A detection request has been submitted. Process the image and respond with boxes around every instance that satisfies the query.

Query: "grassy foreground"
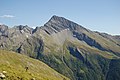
[0,50,69,80]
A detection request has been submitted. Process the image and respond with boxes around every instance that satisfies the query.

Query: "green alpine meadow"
[0,50,69,80]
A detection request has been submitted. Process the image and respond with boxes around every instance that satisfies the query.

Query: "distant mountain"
[0,15,120,80]
[0,50,69,80]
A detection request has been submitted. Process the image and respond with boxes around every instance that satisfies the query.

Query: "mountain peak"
[43,15,87,34]
[50,15,60,19]
[12,25,33,34]
[14,25,29,30]
[45,15,67,25]
[49,15,64,21]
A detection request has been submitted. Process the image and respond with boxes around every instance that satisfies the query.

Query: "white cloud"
[0,15,15,18]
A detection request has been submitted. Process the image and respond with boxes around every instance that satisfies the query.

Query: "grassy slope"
[84,31,120,53]
[0,50,69,80]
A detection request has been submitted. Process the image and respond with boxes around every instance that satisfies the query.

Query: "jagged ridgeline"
[0,15,120,80]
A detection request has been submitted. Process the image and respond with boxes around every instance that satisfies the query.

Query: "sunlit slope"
[0,50,69,80]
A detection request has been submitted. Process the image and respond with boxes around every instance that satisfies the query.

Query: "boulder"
[0,73,6,79]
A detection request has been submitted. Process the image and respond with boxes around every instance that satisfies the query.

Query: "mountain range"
[0,15,120,80]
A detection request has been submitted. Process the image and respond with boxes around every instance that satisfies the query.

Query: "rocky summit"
[0,15,120,80]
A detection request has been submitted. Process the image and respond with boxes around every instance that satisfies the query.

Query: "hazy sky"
[0,0,120,35]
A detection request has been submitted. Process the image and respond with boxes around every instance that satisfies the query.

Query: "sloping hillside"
[0,50,69,80]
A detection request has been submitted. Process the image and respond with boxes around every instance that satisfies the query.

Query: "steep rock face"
[0,25,44,57]
[0,24,8,33]
[73,31,106,51]
[0,15,120,80]
[42,15,88,34]
[16,36,44,58]
[9,25,33,38]
[0,24,8,37]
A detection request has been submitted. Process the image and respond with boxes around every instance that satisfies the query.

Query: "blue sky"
[0,0,120,35]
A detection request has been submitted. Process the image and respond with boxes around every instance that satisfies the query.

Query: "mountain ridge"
[0,15,120,80]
